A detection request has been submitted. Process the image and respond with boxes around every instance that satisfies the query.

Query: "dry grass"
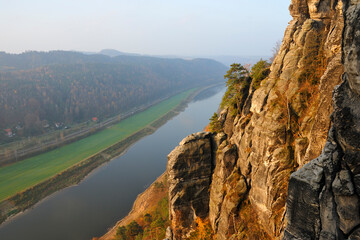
[234,200,272,240]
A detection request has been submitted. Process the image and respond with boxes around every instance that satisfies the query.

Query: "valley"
[0,89,193,202]
[0,85,225,240]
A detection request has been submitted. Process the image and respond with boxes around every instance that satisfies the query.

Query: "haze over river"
[0,85,225,240]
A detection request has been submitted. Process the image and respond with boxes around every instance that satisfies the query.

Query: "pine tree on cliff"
[221,63,250,115]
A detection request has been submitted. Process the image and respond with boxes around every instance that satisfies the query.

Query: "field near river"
[0,90,193,202]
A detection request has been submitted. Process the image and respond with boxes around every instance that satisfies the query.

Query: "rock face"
[166,0,356,239]
[284,0,360,239]
[167,132,215,239]
[342,0,360,95]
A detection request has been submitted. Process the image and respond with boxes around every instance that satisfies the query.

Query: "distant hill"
[98,49,141,57]
[84,49,266,67]
[0,51,226,141]
[206,55,270,67]
[0,51,110,71]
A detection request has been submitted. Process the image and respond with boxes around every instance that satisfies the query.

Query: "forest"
[0,51,226,143]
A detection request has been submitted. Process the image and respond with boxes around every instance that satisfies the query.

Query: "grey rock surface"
[284,1,360,239]
[167,132,214,239]
[349,227,360,240]
[284,158,324,239]
[342,0,360,95]
[209,141,238,231]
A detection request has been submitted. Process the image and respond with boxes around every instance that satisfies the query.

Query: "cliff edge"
[284,1,360,239]
[166,0,351,239]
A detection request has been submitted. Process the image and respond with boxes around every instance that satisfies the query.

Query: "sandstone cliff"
[284,1,360,239]
[166,0,349,239]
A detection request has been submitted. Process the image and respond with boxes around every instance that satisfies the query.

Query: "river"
[0,85,225,240]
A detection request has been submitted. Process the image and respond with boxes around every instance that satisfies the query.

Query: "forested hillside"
[0,51,226,142]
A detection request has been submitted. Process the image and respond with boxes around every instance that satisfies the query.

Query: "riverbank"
[97,173,168,240]
[0,90,189,168]
[0,86,207,225]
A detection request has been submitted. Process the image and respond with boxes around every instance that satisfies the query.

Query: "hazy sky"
[0,0,291,56]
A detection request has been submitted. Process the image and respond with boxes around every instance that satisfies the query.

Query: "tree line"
[0,51,226,143]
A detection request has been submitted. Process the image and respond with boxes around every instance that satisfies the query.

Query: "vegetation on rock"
[187,218,214,240]
[114,179,170,240]
[250,59,270,90]
[208,113,222,133]
[220,63,250,116]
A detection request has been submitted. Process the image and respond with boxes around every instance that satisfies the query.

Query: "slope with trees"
[0,51,226,143]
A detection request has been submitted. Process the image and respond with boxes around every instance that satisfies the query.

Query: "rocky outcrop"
[284,129,341,239]
[166,0,351,239]
[284,1,360,239]
[342,0,360,96]
[167,132,215,239]
[167,131,249,240]
[223,0,343,238]
[208,133,241,234]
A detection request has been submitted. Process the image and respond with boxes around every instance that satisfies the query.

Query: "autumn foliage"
[0,51,226,143]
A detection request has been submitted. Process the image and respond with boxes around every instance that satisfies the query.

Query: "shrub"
[126,221,143,239]
[116,226,127,240]
[250,59,270,90]
[209,113,222,133]
[220,63,250,116]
